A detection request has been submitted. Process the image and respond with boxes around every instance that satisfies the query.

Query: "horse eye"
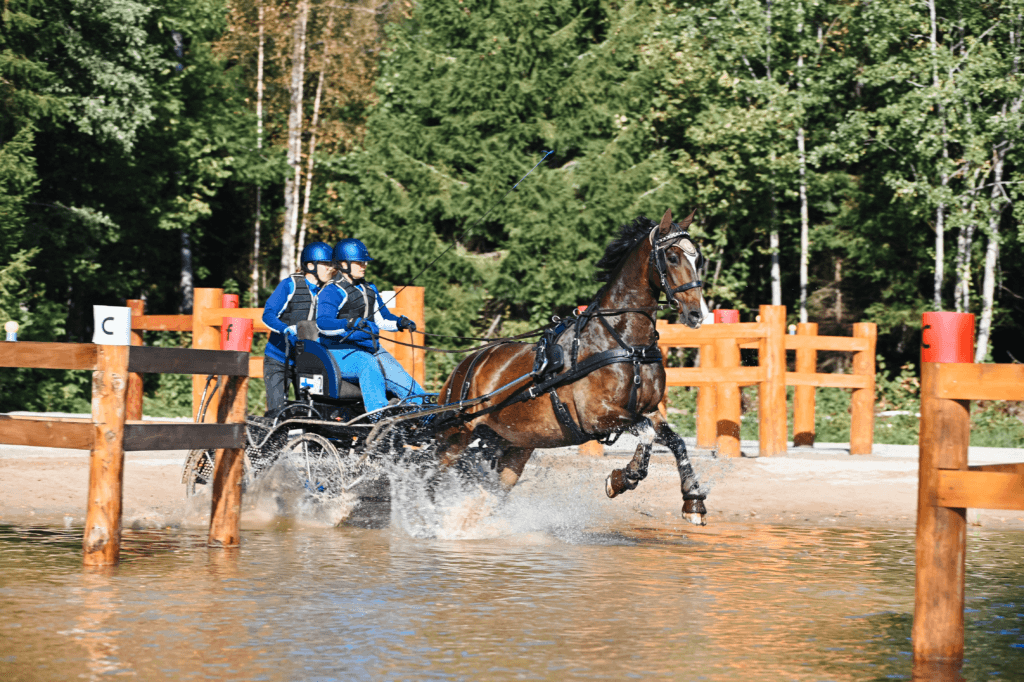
[667,252,679,264]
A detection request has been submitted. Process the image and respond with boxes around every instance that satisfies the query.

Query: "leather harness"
[445,225,702,445]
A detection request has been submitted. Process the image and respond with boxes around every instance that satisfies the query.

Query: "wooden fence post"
[208,374,250,547]
[379,286,427,388]
[913,362,969,663]
[758,305,788,457]
[83,344,130,566]
[793,322,818,447]
[696,343,717,449]
[850,322,877,455]
[125,299,145,421]
[715,338,741,457]
[192,288,223,421]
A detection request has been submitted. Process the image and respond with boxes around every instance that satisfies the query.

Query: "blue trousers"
[327,345,426,413]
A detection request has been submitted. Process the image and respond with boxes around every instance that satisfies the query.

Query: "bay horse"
[436,209,711,525]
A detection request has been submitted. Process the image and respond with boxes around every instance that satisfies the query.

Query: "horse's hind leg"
[605,417,655,498]
[495,447,534,492]
[652,413,707,526]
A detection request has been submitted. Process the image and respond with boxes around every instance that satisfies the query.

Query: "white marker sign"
[92,305,132,345]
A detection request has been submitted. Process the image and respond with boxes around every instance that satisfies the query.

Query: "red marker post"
[714,309,740,324]
[221,293,240,310]
[221,317,254,352]
[921,311,975,363]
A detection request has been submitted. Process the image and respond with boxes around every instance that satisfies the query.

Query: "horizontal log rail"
[0,341,99,370]
[784,372,870,389]
[664,366,765,386]
[131,315,193,332]
[933,363,1024,401]
[655,321,766,346]
[128,345,249,377]
[0,414,95,449]
[785,335,869,352]
[934,469,1024,511]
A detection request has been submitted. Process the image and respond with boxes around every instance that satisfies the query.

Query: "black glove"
[397,316,417,333]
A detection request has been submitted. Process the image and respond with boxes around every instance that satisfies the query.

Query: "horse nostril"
[688,310,702,324]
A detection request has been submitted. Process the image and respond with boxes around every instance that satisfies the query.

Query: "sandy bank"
[3,436,1022,532]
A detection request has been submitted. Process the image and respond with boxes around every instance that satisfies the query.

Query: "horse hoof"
[682,498,707,526]
[605,475,618,498]
[683,512,707,527]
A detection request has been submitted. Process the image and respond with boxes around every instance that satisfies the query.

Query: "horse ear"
[678,208,697,230]
[658,209,673,236]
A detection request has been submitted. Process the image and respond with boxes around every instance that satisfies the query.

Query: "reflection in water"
[0,522,1021,681]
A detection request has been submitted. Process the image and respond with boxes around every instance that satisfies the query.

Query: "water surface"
[1,518,1022,680]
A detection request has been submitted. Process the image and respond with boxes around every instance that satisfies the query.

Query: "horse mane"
[594,215,658,282]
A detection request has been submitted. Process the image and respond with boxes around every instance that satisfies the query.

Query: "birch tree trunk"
[297,10,335,262]
[928,0,946,311]
[954,220,974,313]
[251,1,265,305]
[975,151,1007,362]
[180,231,193,313]
[796,2,808,322]
[765,0,781,307]
[280,0,309,280]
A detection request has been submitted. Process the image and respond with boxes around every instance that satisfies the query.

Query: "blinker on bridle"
[649,225,704,297]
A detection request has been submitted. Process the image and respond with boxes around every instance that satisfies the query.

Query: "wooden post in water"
[792,322,817,447]
[850,322,877,455]
[913,361,969,663]
[83,344,130,566]
[758,305,788,456]
[192,288,224,421]
[696,343,717,449]
[125,299,145,421]
[714,337,741,457]
[208,373,250,547]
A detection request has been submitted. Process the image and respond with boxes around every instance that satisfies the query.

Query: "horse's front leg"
[605,417,656,498]
[651,412,707,526]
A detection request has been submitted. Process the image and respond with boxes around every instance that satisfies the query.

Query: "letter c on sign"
[226,323,233,340]
[102,317,114,335]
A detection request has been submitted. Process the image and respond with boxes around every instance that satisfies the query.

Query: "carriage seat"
[293,340,362,400]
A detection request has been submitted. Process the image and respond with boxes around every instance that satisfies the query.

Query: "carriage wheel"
[284,433,349,497]
[182,448,216,498]
[182,447,256,498]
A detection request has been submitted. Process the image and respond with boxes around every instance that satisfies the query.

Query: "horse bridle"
[649,226,704,298]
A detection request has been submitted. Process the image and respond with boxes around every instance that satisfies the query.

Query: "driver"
[261,241,336,413]
[315,238,424,416]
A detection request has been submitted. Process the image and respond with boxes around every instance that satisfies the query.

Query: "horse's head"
[649,209,708,329]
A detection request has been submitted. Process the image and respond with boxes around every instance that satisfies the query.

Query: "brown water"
[1,514,1022,682]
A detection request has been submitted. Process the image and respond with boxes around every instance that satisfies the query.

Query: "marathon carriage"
[182,332,448,507]
[183,208,715,527]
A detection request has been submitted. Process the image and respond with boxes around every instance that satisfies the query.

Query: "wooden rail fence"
[126,286,425,420]
[584,304,876,458]
[0,341,250,565]
[914,359,1024,665]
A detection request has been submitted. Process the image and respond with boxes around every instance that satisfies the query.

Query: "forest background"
[1,0,1022,440]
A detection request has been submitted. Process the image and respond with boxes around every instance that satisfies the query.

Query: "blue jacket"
[262,275,323,364]
[317,281,400,352]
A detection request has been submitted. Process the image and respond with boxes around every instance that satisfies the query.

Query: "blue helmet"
[300,241,334,266]
[333,238,374,264]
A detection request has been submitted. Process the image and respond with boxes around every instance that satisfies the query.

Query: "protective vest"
[282,275,316,325]
[334,279,375,322]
